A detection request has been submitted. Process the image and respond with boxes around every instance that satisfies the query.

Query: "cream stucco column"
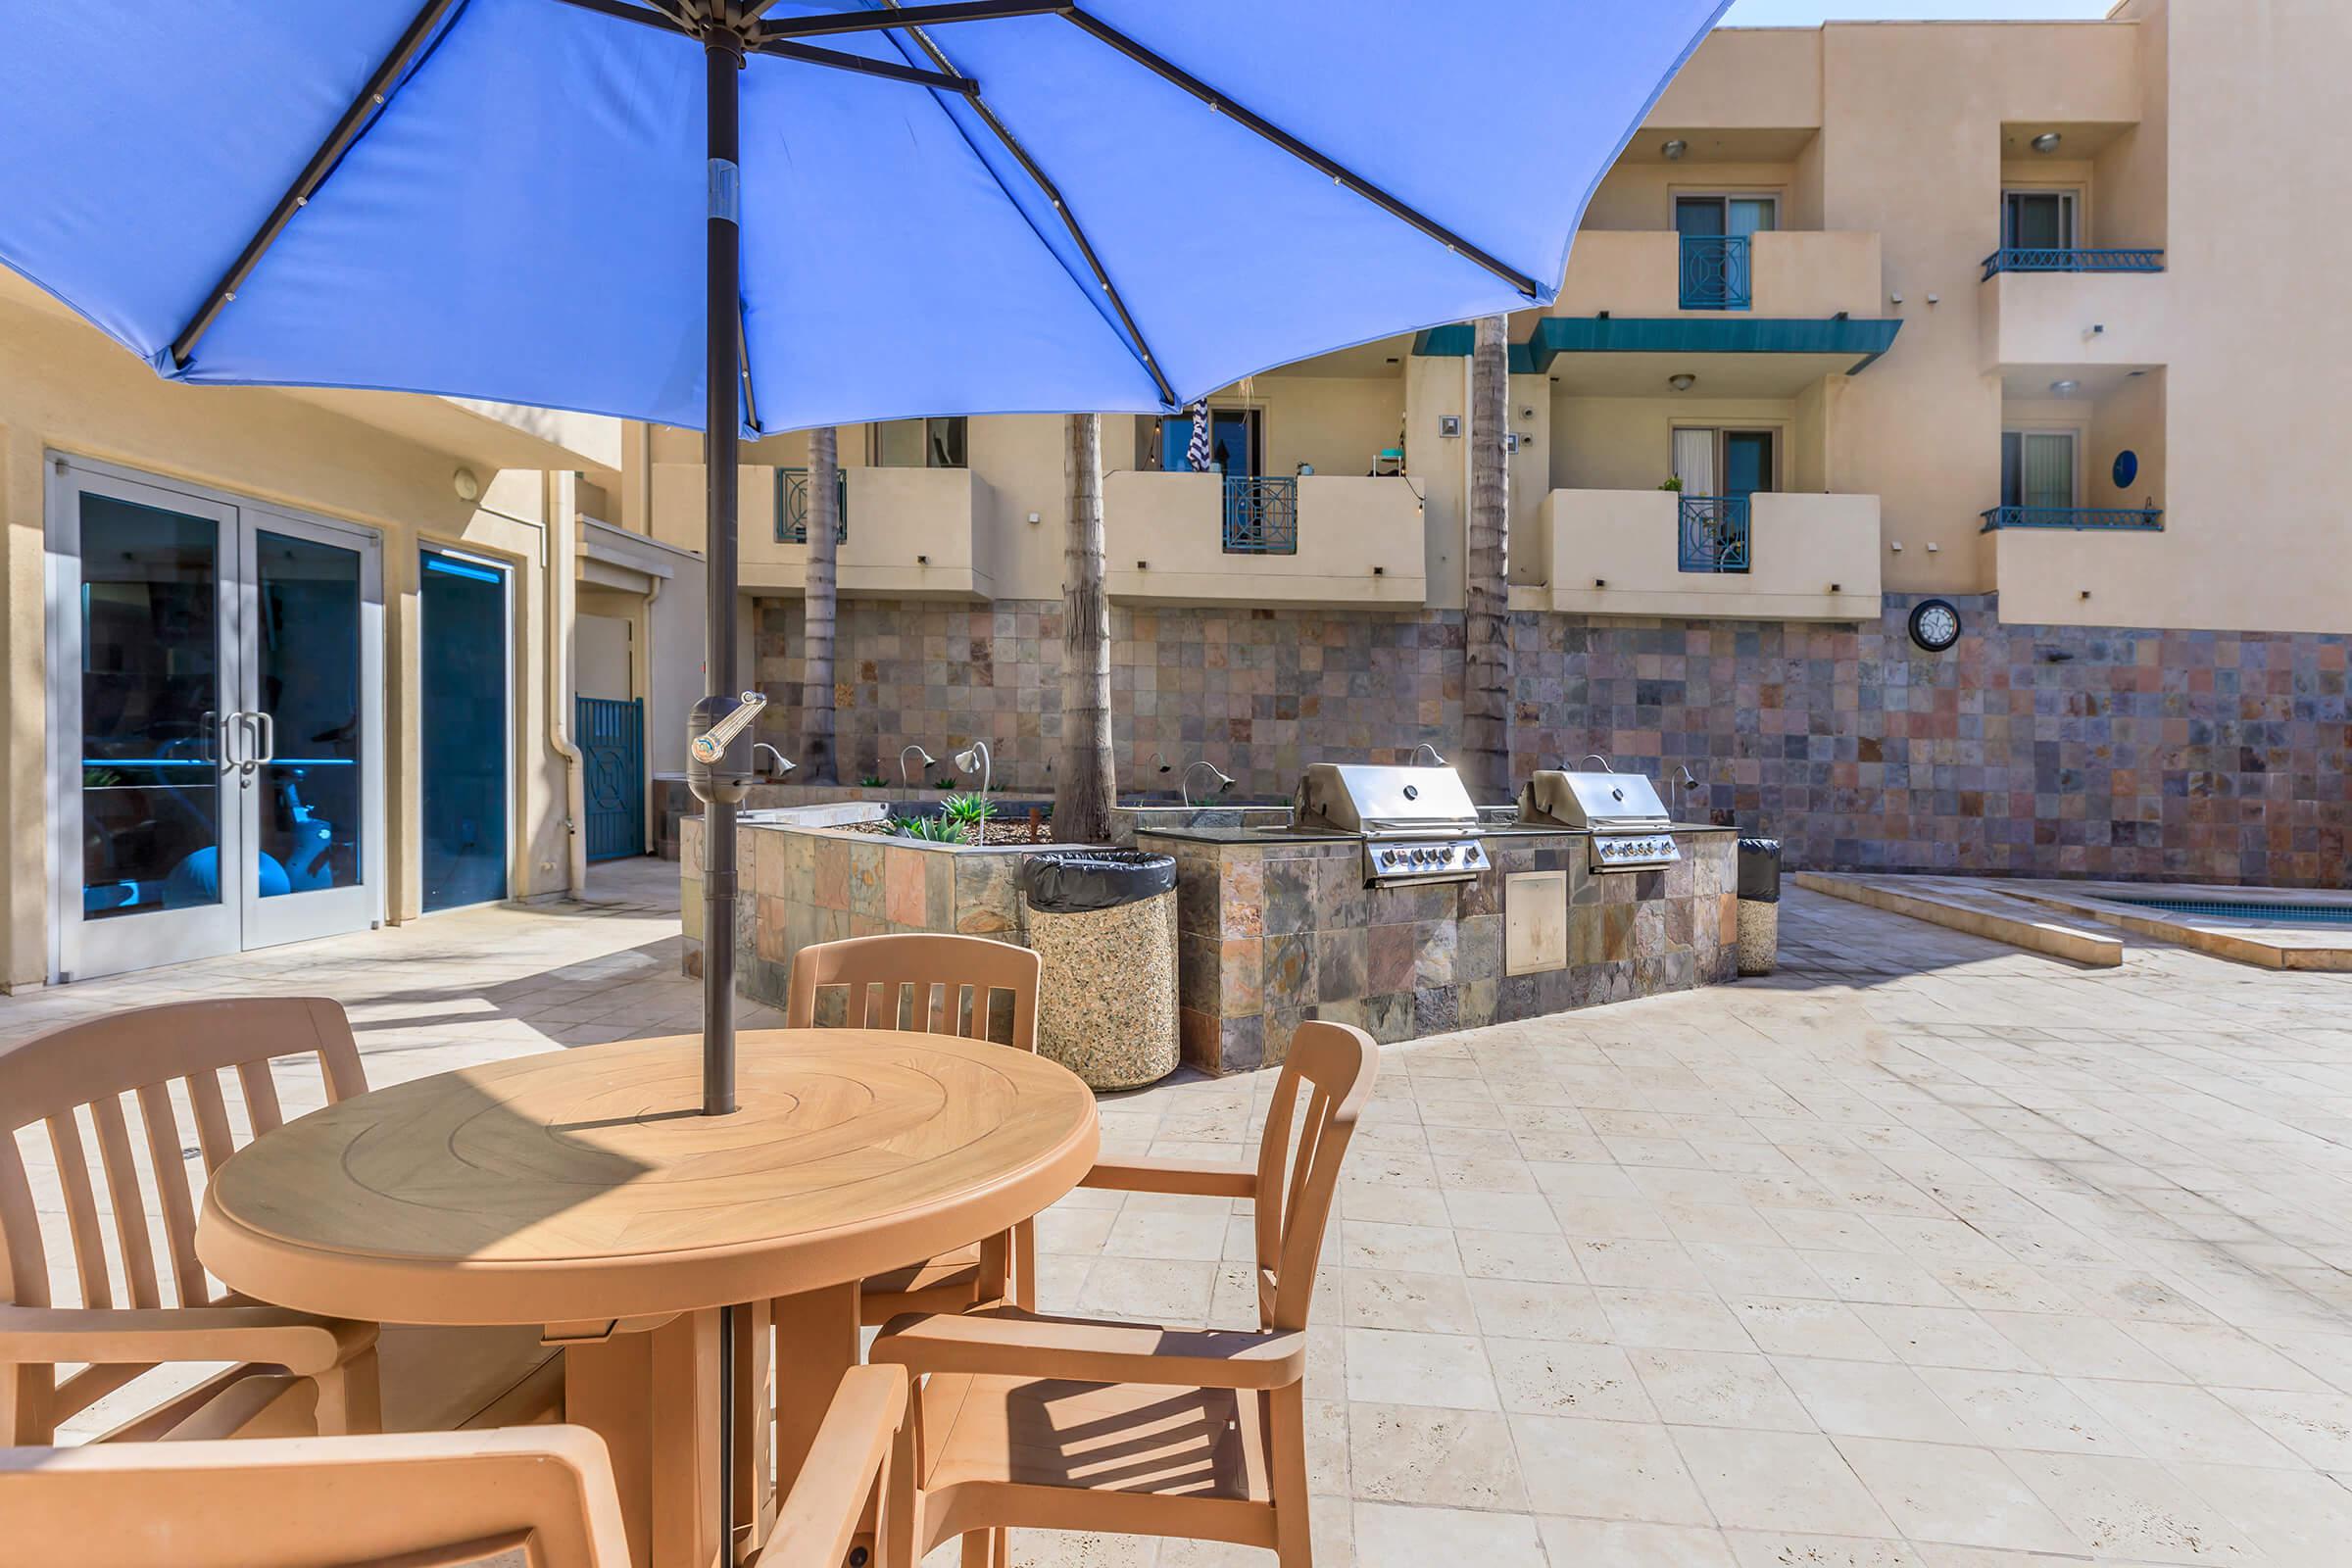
[0,425,49,990]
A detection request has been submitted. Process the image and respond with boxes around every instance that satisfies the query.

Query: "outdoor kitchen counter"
[1136,822,1739,1073]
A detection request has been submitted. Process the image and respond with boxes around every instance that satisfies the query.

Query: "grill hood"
[1296,763,1481,833]
[1518,768,1673,830]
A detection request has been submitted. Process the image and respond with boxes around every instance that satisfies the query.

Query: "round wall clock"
[1908,598,1962,653]
[2113,449,2139,488]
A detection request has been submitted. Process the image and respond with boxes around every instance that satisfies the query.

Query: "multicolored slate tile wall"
[1145,829,1738,1069]
[755,594,2352,888]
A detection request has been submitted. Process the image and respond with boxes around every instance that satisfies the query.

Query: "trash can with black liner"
[1020,849,1179,1091]
[1737,837,1781,976]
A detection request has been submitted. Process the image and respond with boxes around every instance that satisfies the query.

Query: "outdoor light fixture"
[451,466,481,502]
[899,744,937,787]
[2031,131,2062,154]
[953,740,992,799]
[2051,378,2081,395]
[1661,138,1687,161]
[1668,372,1696,392]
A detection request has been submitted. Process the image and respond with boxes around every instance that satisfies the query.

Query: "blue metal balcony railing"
[1221,474,1298,555]
[1980,247,2165,280]
[1678,233,1752,311]
[776,466,848,544]
[1980,505,2164,532]
[1678,495,1750,572]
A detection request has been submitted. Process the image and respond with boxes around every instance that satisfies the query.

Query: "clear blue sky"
[1722,0,2108,22]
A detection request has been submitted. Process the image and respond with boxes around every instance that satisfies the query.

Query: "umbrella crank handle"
[690,690,767,765]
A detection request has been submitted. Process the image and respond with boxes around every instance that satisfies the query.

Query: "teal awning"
[1415,314,1902,374]
[1410,324,1539,371]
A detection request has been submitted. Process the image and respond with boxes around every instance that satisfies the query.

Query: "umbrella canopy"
[0,0,1726,435]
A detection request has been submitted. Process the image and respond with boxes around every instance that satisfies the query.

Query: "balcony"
[1555,228,1883,319]
[1979,255,2171,371]
[1677,235,1752,312]
[1981,247,2164,280]
[707,463,994,599]
[1981,505,2163,532]
[1536,488,1879,620]
[1104,471,1425,606]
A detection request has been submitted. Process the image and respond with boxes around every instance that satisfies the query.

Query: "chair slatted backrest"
[1250,1021,1378,1333]
[0,998,367,1442]
[0,1423,631,1567]
[785,935,1041,1052]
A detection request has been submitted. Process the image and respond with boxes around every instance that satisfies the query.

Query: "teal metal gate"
[576,696,646,861]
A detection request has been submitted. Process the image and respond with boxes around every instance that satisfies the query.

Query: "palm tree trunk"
[800,425,840,784]
[1055,413,1114,843]
[1464,315,1513,803]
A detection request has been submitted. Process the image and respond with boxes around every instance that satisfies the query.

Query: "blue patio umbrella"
[0,0,1723,1526]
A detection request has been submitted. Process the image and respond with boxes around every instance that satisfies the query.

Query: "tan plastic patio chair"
[0,998,559,1446]
[0,1362,914,1568]
[868,1019,1377,1568]
[786,934,1045,1319]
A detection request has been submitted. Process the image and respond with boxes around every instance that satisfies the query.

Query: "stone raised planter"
[679,804,1035,1009]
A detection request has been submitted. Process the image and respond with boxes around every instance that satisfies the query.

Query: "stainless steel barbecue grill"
[1517,763,1682,872]
[1292,762,1493,887]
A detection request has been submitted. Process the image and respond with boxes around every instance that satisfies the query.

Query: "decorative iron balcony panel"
[1678,494,1750,572]
[1677,234,1751,311]
[1980,505,2164,532]
[776,466,849,544]
[1222,474,1298,555]
[1980,247,2166,280]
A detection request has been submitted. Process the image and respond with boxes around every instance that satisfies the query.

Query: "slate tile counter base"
[1139,825,1739,1074]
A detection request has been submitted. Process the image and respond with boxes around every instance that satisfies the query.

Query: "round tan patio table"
[196,1028,1101,1568]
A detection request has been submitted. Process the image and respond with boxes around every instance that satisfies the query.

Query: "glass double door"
[49,461,383,981]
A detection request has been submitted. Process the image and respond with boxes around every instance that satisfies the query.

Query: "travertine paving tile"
[25,879,2352,1565]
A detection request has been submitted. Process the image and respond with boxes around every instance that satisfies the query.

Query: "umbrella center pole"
[692,22,749,1125]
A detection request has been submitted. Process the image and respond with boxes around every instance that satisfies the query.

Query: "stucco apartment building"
[630,0,2348,888]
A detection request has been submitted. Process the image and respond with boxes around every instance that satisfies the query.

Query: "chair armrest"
[0,1302,376,1376]
[756,1365,907,1568]
[1081,1156,1257,1199]
[871,1306,1304,1391]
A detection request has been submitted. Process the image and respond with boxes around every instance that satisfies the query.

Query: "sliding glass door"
[47,459,383,981]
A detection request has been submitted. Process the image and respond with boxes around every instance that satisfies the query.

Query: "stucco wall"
[0,292,582,987]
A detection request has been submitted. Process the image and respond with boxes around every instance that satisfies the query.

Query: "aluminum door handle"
[201,710,218,767]
[253,710,276,766]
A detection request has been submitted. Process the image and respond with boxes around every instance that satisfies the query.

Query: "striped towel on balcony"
[1186,402,1212,472]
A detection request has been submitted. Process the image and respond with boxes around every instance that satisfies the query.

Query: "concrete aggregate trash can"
[1736,837,1781,976]
[1021,849,1179,1091]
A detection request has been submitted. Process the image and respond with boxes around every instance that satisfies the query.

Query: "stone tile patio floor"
[13,858,2352,1566]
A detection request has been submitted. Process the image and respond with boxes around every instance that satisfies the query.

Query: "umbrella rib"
[749,38,975,92]
[1059,8,1543,300]
[540,0,693,32]
[737,309,760,433]
[169,0,472,368]
[889,14,1175,407]
[754,1,1067,41]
